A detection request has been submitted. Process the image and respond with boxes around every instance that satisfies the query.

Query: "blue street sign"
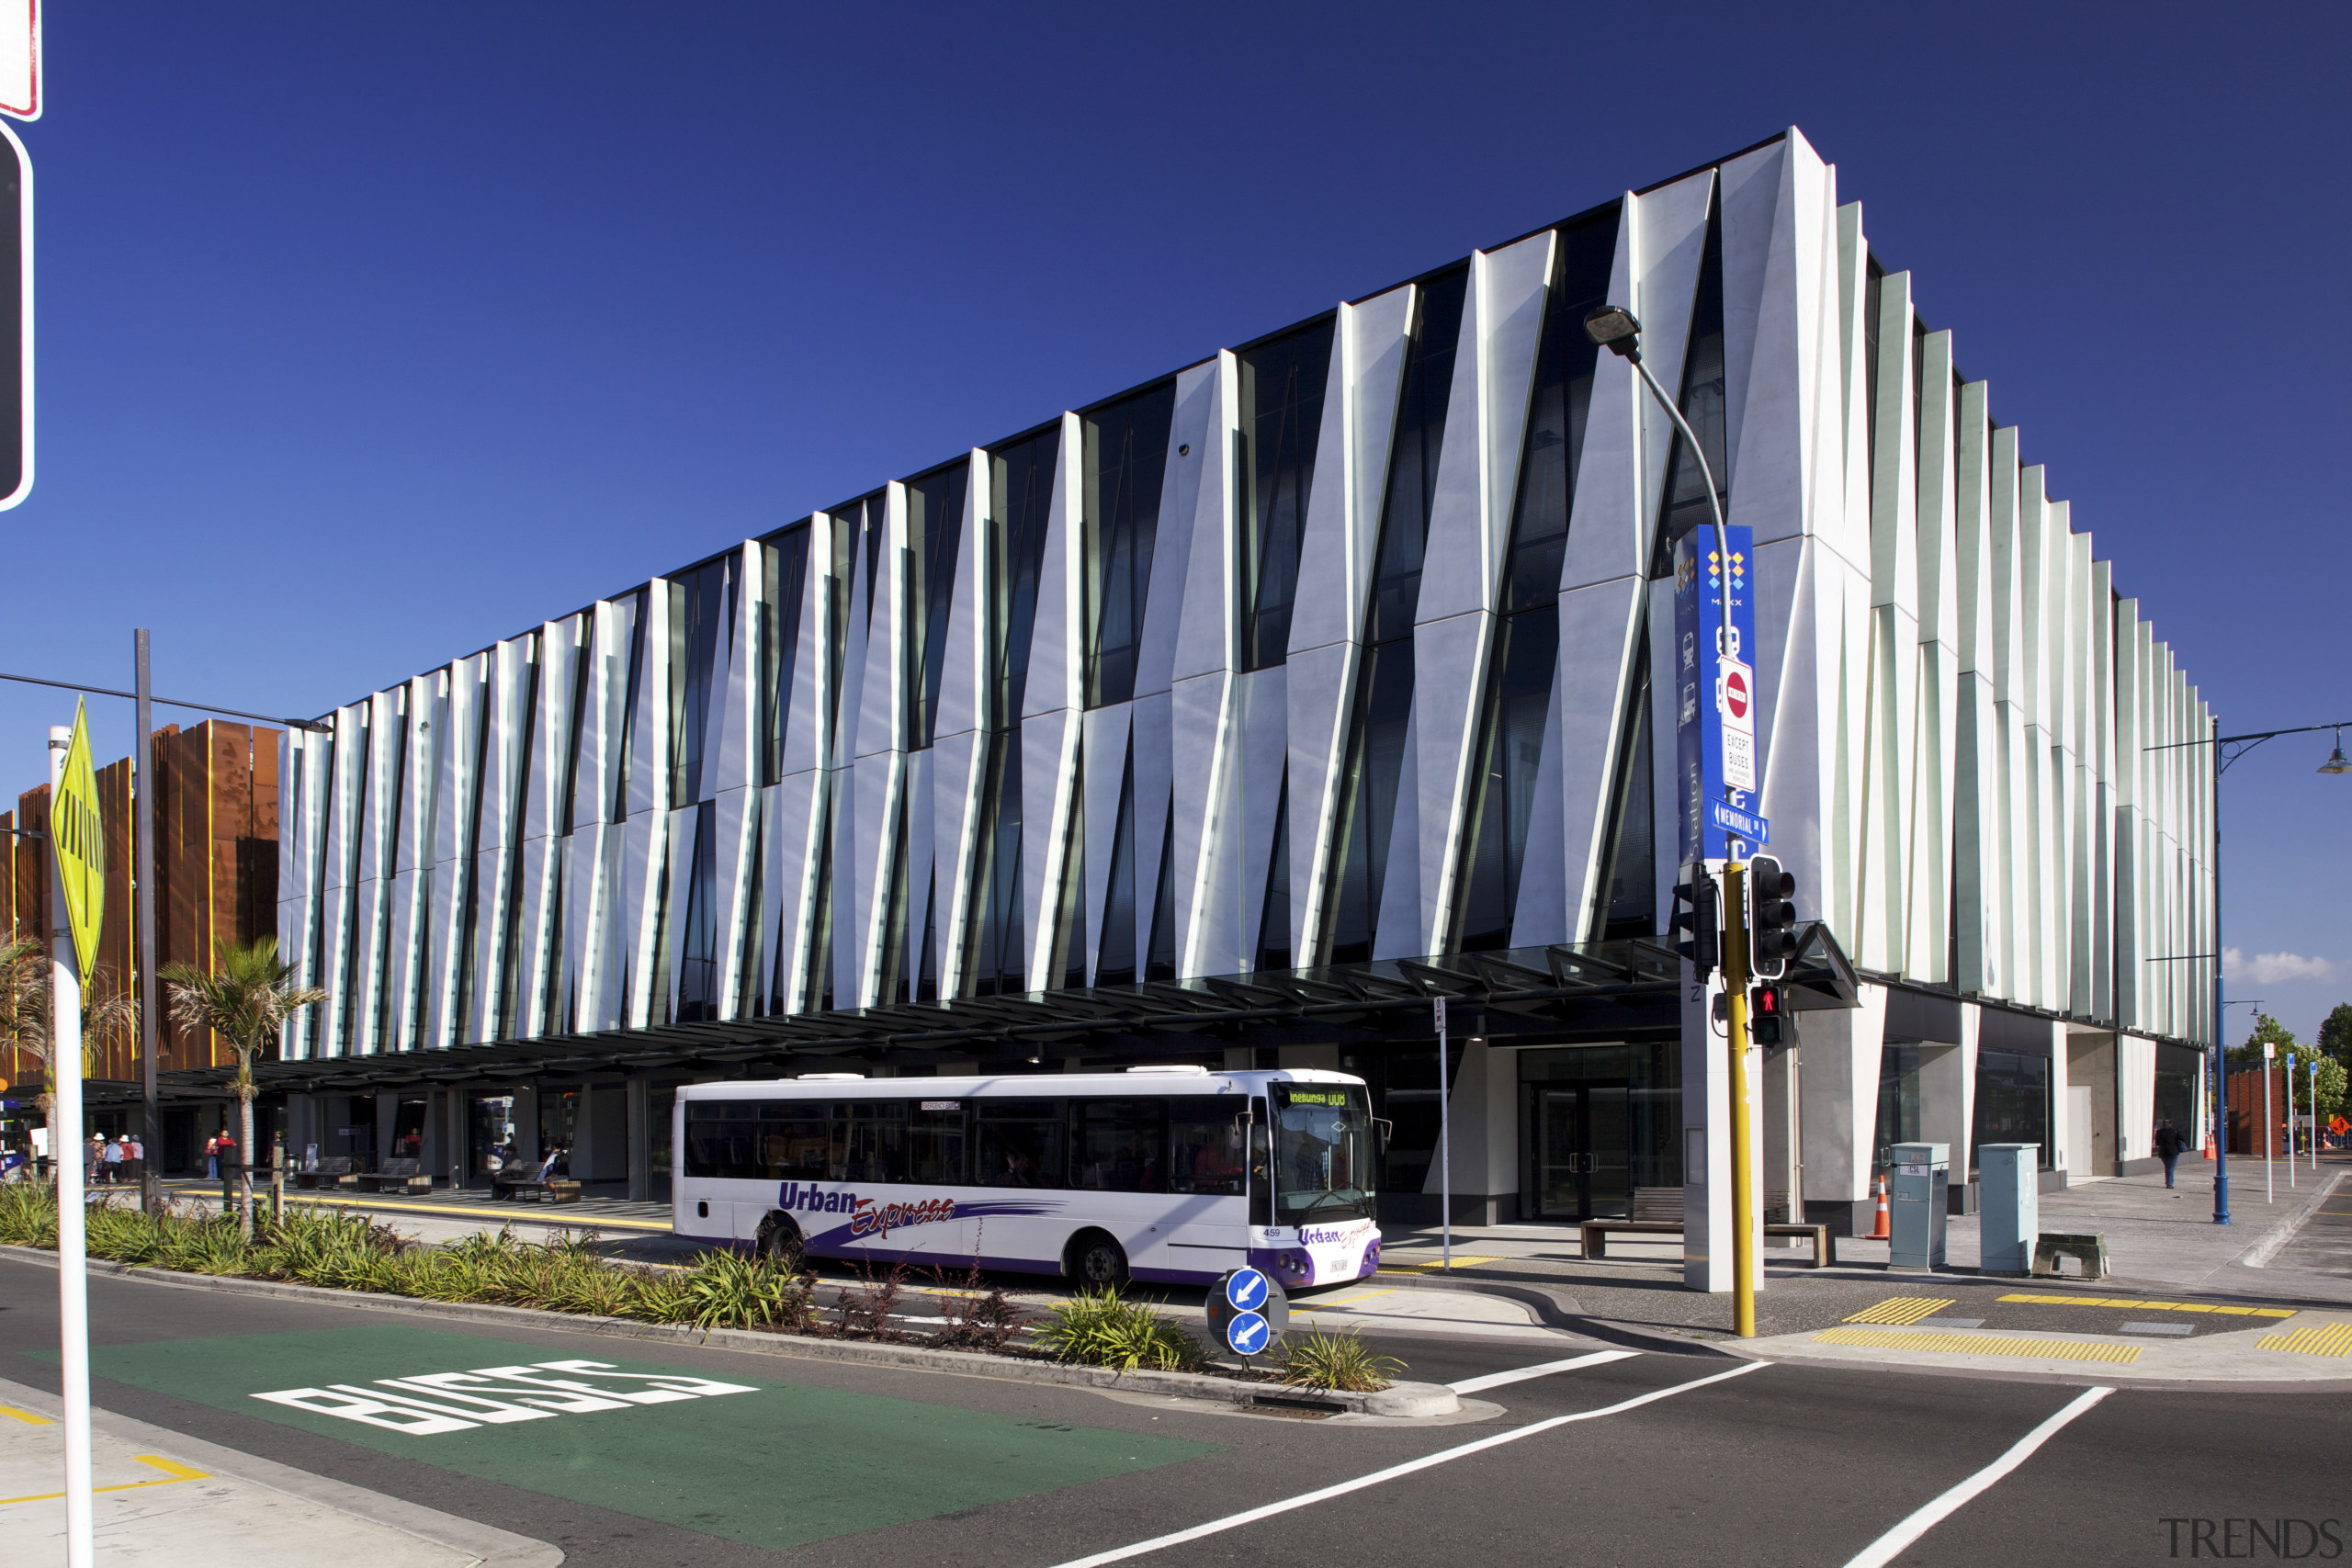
[1708,799,1770,847]
[1675,524,1762,863]
[1225,1268,1269,1312]
[1226,1310,1272,1357]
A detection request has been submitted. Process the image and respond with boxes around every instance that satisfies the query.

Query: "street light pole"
[2149,718,2351,1226]
[133,630,161,1213]
[1585,305,1758,1330]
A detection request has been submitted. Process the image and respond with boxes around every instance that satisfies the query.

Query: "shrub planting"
[1033,1286,1204,1373]
[1274,1324,1403,1393]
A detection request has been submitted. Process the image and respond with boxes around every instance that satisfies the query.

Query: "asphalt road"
[2,1257,2345,1568]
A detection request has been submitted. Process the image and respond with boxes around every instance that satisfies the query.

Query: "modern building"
[241,128,2213,1286]
[2,720,281,1170]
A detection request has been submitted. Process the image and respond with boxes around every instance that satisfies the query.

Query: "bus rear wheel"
[1068,1231,1129,1291]
[756,1215,805,1271]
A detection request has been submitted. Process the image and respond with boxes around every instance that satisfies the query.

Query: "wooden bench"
[1580,1187,1838,1267]
[2031,1232,2109,1280]
[353,1156,434,1195]
[492,1173,582,1204]
[293,1156,359,1190]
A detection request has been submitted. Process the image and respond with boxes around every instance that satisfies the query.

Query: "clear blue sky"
[0,2,2343,1044]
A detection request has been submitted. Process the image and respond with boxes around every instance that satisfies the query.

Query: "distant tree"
[2319,1003,2352,1070]
[2225,1011,2299,1069]
[1,925,141,1131]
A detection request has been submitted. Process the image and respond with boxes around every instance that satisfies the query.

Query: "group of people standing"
[85,1132,146,1186]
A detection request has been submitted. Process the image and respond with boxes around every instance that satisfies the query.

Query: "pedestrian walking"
[124,1133,144,1189]
[101,1136,124,1185]
[85,1132,104,1184]
[2154,1119,2188,1190]
[205,1133,221,1180]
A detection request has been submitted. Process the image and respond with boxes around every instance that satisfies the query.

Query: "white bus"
[672,1066,1381,1291]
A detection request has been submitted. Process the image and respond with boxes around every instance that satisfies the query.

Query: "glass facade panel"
[1454,214,1620,951]
[1871,1043,1923,1177]
[1238,320,1335,671]
[1083,382,1175,709]
[1653,197,1728,572]
[1973,1049,2054,1171]
[905,463,967,750]
[1095,746,1138,985]
[990,431,1059,725]
[1364,269,1468,646]
[669,557,732,807]
[675,798,721,1021]
[760,523,808,788]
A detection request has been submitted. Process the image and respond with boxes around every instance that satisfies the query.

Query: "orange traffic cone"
[1867,1175,1892,1241]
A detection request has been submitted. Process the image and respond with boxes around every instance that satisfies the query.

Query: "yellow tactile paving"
[1844,1296,1956,1325]
[1813,1326,2141,1363]
[0,1404,52,1425]
[1997,1292,2294,1317]
[2257,1323,2352,1358]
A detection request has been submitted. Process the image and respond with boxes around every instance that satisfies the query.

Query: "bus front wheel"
[756,1215,805,1271]
[1068,1231,1129,1291]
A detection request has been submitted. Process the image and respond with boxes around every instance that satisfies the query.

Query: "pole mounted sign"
[1675,523,1765,860]
[0,0,36,511]
[53,698,103,985]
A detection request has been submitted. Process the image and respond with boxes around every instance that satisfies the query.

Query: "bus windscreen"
[1270,1084,1375,1224]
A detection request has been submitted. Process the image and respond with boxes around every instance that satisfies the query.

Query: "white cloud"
[2222,947,2339,986]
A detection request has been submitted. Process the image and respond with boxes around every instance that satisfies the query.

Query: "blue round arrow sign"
[1225,1269,1269,1311]
[1226,1310,1271,1356]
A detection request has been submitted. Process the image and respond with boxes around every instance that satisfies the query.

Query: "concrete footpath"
[0,1375,560,1567]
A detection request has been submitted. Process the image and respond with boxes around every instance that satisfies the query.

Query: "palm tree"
[1,923,141,1155]
[164,937,324,1234]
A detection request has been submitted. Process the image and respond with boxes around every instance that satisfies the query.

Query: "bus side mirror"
[1373,1117,1393,1150]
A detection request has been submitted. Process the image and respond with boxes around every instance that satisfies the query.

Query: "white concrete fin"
[1136,364,1216,702]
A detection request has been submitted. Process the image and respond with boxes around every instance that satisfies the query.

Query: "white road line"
[1447,1349,1638,1394]
[1839,1386,2115,1568]
[1046,1359,1770,1568]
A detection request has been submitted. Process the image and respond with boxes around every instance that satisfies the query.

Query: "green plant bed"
[1032,1286,1206,1373]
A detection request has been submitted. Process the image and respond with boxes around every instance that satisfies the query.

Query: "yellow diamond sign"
[52,698,104,986]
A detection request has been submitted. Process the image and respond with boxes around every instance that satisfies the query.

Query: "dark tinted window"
[973,1099,1065,1188]
[1069,1099,1167,1191]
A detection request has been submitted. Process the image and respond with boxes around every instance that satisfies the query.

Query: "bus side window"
[1247,1098,1271,1226]
[1169,1096,1248,1195]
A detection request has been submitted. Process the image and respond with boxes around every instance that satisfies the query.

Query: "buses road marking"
[1838,1386,2115,1568]
[251,1359,759,1436]
[1446,1349,1638,1395]
[1045,1360,1770,1568]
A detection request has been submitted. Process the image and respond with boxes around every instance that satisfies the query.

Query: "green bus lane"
[47,1324,1216,1551]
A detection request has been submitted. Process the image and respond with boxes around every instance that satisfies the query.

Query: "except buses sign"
[53,698,103,985]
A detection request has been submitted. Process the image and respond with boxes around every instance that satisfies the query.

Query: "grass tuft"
[1273,1324,1403,1392]
[1033,1286,1204,1373]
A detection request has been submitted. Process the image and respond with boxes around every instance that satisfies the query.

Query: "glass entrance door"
[1528,1082,1634,1221]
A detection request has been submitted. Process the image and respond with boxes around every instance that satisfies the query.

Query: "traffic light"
[1747,855,1798,980]
[1749,983,1784,1044]
[1672,869,1720,981]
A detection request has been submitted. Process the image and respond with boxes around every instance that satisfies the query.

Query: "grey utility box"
[1888,1142,1949,1270]
[1978,1143,2040,1276]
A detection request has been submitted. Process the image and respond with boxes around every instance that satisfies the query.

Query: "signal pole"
[1723,863,1758,1338]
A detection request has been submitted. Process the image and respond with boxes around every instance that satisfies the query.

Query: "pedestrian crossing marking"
[1813,1327,2141,1363]
[1998,1292,2292,1317]
[1843,1296,1955,1325]
[2256,1323,2352,1358]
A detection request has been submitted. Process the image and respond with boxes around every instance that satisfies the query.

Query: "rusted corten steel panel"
[0,722,279,1090]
